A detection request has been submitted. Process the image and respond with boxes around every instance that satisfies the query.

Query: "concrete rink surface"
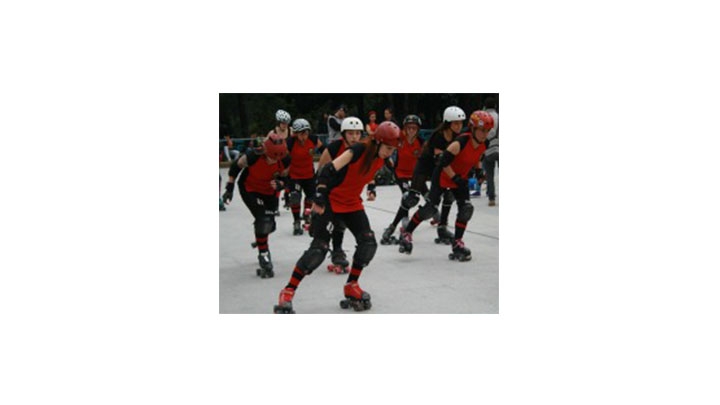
[219,168,499,314]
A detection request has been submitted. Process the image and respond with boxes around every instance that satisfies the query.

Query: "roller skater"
[222,132,290,277]
[339,281,371,311]
[315,117,363,262]
[425,109,493,261]
[273,288,295,314]
[381,114,423,247]
[268,110,293,217]
[256,251,274,278]
[285,118,324,236]
[448,239,471,261]
[396,107,465,254]
[273,120,400,313]
[327,249,349,274]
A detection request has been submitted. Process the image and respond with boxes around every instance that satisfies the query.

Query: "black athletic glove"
[223,182,235,204]
[367,183,376,197]
[314,188,328,209]
[273,177,286,191]
[452,174,468,189]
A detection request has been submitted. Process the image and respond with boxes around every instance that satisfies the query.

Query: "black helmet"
[403,114,422,127]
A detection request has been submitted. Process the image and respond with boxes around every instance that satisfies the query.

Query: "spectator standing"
[482,96,499,206]
[365,110,378,137]
[327,104,346,143]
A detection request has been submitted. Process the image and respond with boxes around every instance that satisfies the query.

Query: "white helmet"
[340,116,363,132]
[291,118,311,133]
[443,106,466,123]
[275,109,291,124]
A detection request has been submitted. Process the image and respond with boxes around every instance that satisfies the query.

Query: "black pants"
[240,186,279,218]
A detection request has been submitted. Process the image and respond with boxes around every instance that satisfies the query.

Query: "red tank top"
[367,122,378,133]
[395,131,422,179]
[245,155,286,195]
[329,144,384,213]
[440,134,486,189]
[288,135,318,179]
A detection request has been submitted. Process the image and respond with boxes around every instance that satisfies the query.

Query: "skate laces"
[453,239,465,248]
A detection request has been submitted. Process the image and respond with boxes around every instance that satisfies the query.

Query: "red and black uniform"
[286,134,321,221]
[388,130,422,229]
[411,130,455,196]
[406,134,486,239]
[284,142,384,292]
[236,149,290,253]
[324,138,350,252]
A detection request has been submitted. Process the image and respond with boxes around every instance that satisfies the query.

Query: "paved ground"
[219,168,499,314]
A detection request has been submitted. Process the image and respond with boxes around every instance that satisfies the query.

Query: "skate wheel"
[448,254,455,260]
[256,268,261,276]
[340,300,349,309]
[434,238,441,244]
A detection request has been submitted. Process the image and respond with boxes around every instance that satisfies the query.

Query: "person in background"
[268,109,293,140]
[482,96,499,206]
[285,118,324,235]
[220,122,240,162]
[327,104,346,143]
[366,110,378,137]
[383,107,398,125]
[380,114,423,245]
[222,134,291,278]
[397,106,466,255]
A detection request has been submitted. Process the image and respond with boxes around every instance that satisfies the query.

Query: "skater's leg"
[285,211,332,291]
[439,188,454,226]
[452,188,473,241]
[341,211,377,283]
[331,219,346,252]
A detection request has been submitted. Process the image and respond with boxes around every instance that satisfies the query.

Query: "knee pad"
[442,189,455,206]
[296,239,329,274]
[352,231,378,267]
[417,203,438,221]
[254,216,276,235]
[457,202,474,223]
[401,190,420,210]
[288,190,301,206]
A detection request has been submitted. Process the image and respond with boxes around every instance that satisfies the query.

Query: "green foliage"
[220,93,499,138]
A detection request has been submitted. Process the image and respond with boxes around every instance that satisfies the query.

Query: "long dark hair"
[358,138,380,176]
[421,121,450,155]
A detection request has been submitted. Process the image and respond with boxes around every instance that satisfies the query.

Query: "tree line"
[220,93,499,138]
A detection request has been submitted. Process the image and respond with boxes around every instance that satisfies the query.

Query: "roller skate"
[219,198,226,211]
[434,225,454,245]
[339,281,372,311]
[380,225,398,245]
[255,252,274,278]
[327,250,349,274]
[398,229,413,254]
[293,220,303,236]
[273,288,295,314]
[448,239,472,262]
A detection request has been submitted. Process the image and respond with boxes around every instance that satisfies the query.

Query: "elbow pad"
[438,150,455,168]
[316,163,338,187]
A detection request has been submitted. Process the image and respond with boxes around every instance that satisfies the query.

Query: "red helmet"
[373,121,401,147]
[263,133,288,160]
[468,110,494,131]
